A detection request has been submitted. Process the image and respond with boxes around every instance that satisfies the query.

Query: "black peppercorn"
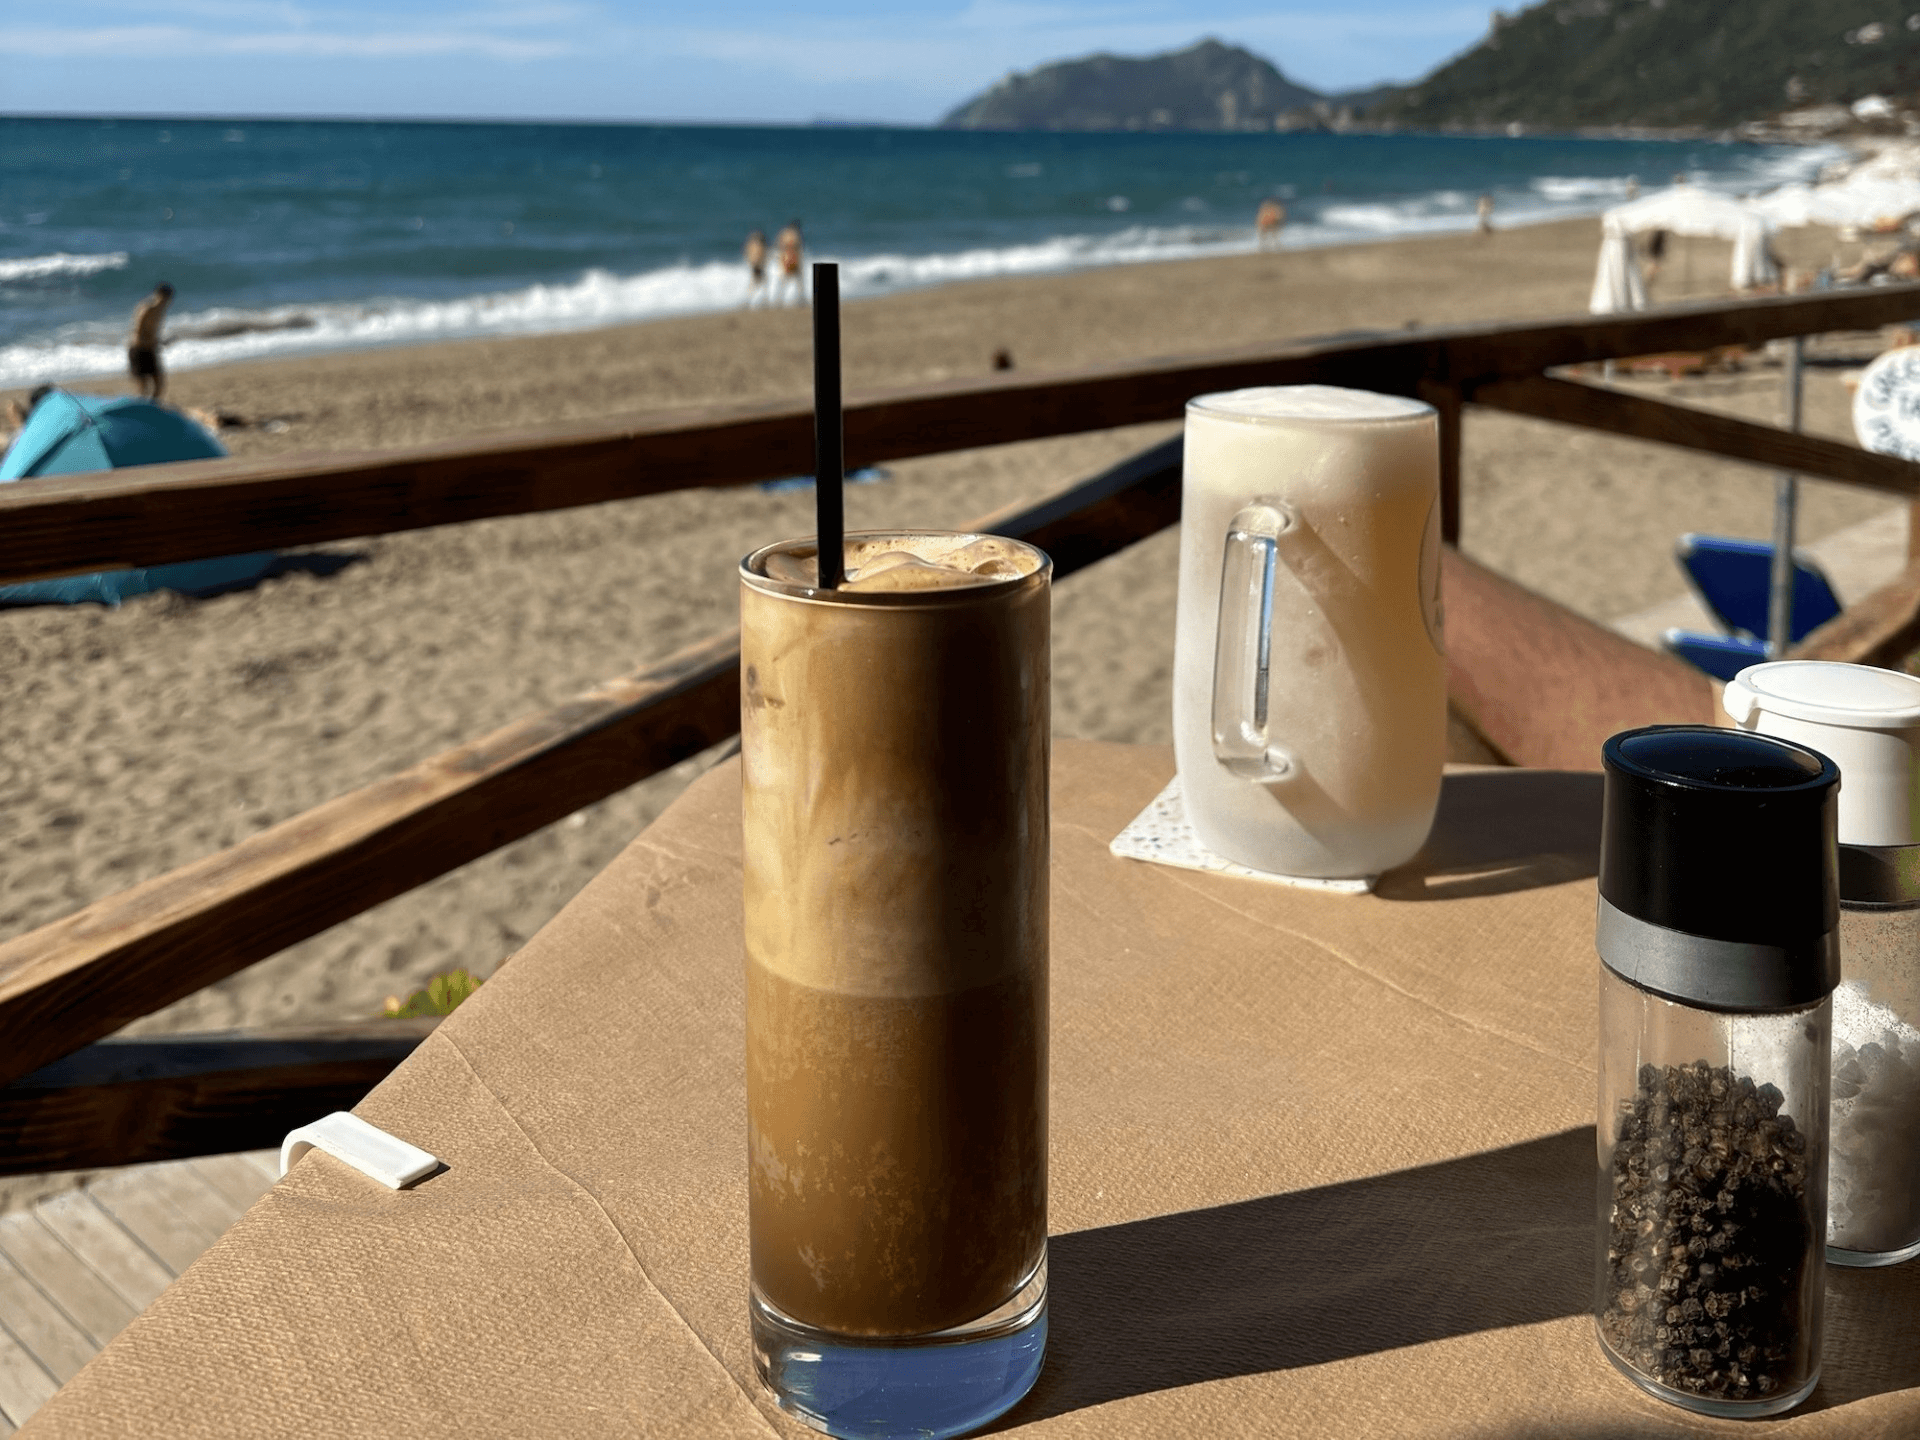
[1599,1062,1815,1401]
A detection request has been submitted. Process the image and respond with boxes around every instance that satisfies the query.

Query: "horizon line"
[0,111,1739,146]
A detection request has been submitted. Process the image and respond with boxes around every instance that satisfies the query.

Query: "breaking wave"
[0,139,1844,389]
[0,251,130,284]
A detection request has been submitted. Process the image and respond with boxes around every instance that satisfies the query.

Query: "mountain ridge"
[940,39,1354,132]
[943,5,1917,134]
[1376,0,1919,130]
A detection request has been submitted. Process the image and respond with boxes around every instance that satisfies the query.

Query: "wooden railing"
[8,285,1920,584]
[0,439,1186,1172]
[5,285,1920,1174]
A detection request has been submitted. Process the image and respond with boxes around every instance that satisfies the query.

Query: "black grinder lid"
[1599,726,1840,1010]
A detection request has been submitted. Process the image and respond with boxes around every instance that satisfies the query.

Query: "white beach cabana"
[1589,215,1647,314]
[1588,186,1778,313]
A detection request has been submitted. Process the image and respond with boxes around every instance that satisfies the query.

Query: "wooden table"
[23,742,1920,1437]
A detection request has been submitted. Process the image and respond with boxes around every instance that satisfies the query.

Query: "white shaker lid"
[1724,660,1920,850]
[1723,660,1920,731]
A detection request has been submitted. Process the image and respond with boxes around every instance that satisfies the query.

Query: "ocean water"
[0,117,1839,389]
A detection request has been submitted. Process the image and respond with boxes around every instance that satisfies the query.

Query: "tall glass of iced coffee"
[741,530,1050,1440]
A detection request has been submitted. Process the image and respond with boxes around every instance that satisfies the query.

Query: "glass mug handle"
[1211,498,1302,784]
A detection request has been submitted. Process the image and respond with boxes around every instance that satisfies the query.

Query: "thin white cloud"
[951,0,1165,31]
[662,28,966,84]
[225,30,573,56]
[81,0,313,25]
[0,0,1490,114]
[2,0,595,61]
[457,0,600,30]
[70,0,592,24]
[5,20,574,58]
[7,23,206,54]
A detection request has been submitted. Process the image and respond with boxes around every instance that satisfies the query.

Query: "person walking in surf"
[1255,198,1286,251]
[744,229,769,308]
[774,221,805,305]
[127,283,174,401]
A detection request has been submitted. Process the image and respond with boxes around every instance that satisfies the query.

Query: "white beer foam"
[1189,384,1431,424]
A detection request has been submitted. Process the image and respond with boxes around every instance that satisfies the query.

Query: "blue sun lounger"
[1661,533,1842,681]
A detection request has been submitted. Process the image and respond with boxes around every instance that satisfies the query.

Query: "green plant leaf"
[382,968,482,1019]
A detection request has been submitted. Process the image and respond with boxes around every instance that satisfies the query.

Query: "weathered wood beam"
[0,1020,437,1175]
[3,286,1916,584]
[0,629,739,1091]
[1428,285,1920,383]
[0,441,1186,1089]
[1472,375,1920,500]
[970,434,1182,574]
[1793,557,1920,669]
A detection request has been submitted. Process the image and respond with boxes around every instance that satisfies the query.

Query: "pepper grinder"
[1595,725,1838,1418]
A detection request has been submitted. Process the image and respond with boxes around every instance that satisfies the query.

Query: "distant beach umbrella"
[0,390,274,606]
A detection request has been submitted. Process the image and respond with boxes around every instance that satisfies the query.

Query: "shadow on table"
[1462,1265,1920,1438]
[1800,1260,1920,1413]
[1375,769,1603,902]
[995,1127,1593,1428]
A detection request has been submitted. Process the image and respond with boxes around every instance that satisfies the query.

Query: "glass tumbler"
[740,531,1051,1440]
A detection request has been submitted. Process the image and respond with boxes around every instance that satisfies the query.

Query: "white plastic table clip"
[280,1111,439,1190]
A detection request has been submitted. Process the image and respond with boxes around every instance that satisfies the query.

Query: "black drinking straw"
[812,262,845,589]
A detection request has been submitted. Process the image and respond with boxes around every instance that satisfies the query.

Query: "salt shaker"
[1726,660,1920,1267]
[1595,725,1838,1418]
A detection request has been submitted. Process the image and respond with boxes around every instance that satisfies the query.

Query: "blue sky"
[2,0,1491,123]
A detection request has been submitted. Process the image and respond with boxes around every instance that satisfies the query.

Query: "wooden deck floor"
[0,1152,276,1432]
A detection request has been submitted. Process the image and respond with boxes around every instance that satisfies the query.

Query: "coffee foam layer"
[1188,384,1431,424]
[739,542,1049,998]
[758,533,1041,592]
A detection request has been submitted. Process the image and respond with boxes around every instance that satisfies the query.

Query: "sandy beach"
[0,212,1904,1200]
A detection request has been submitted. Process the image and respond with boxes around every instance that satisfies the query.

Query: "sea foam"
[0,140,1843,390]
[0,251,130,284]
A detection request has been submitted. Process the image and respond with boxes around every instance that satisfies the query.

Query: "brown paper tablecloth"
[25,741,1920,1438]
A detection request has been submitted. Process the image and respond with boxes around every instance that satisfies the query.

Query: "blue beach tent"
[0,391,276,606]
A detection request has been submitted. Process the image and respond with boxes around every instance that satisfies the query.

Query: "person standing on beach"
[128,283,174,401]
[774,221,805,305]
[1643,229,1669,291]
[1255,198,1286,251]
[1475,193,1495,235]
[744,229,769,308]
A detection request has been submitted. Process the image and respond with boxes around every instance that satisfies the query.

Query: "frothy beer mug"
[1172,385,1446,879]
